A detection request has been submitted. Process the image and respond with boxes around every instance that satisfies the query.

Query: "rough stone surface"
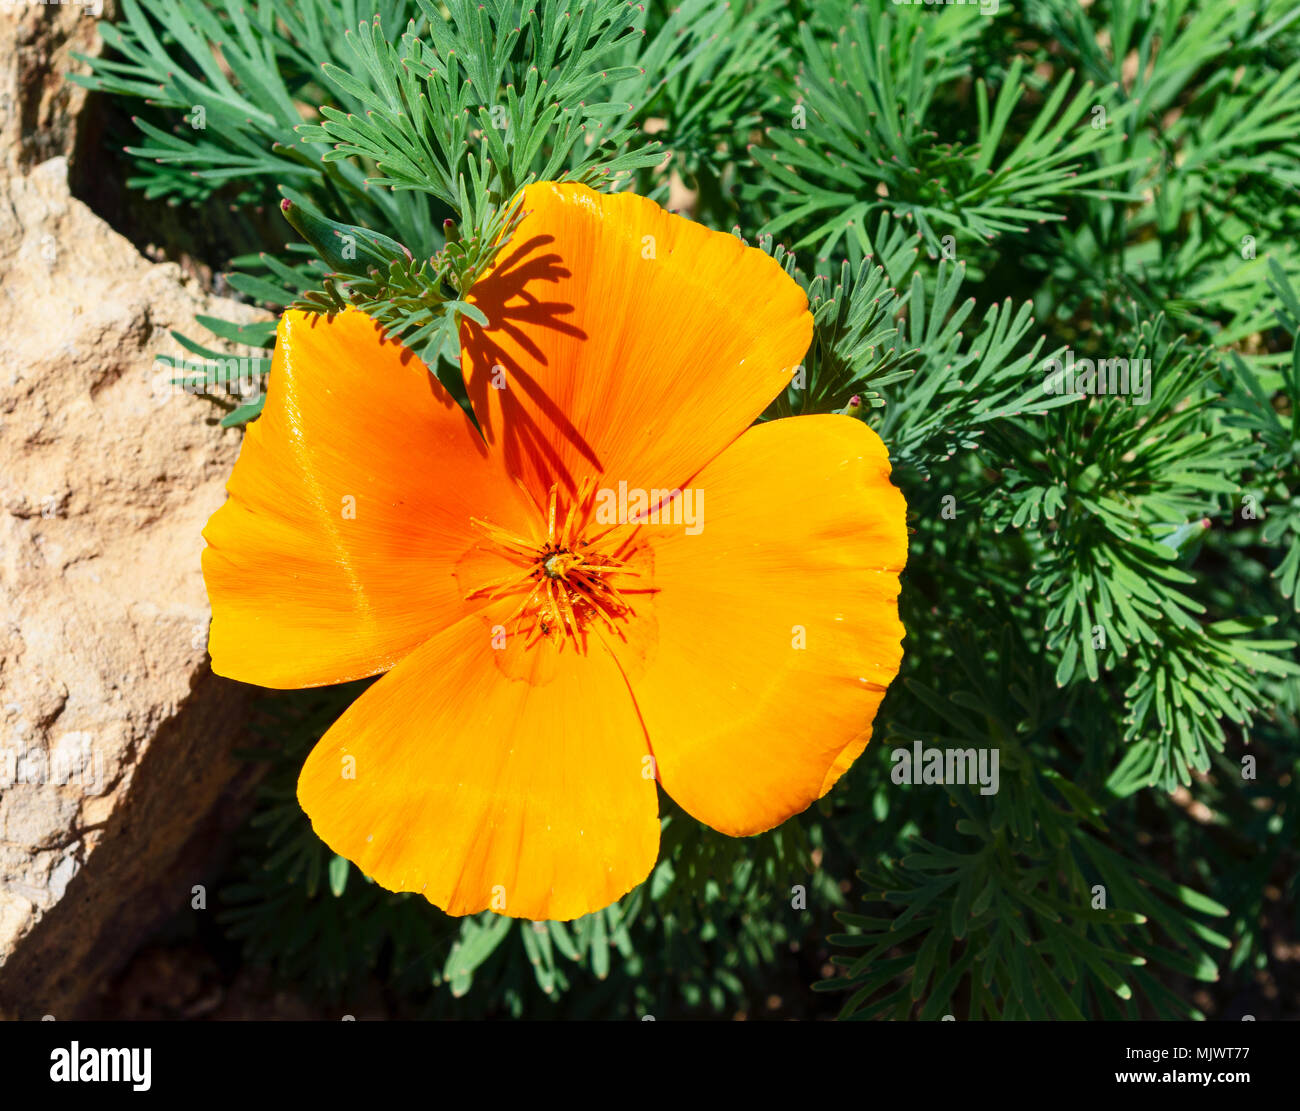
[0,153,266,1018]
[0,1,117,177]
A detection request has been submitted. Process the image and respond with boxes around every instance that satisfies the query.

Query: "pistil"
[466,477,641,648]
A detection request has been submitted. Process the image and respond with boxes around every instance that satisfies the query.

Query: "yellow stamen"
[466,480,643,648]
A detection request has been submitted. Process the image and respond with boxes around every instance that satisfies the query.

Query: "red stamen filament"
[466,478,640,648]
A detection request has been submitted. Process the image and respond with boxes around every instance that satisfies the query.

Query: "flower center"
[465,477,641,649]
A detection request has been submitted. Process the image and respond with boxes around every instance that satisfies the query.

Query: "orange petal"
[461,182,812,502]
[202,308,533,688]
[616,414,907,836]
[296,608,660,920]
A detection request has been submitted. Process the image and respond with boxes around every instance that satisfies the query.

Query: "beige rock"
[0,154,267,1018]
[0,0,118,176]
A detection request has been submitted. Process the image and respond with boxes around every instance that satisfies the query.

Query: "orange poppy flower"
[202,182,907,921]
